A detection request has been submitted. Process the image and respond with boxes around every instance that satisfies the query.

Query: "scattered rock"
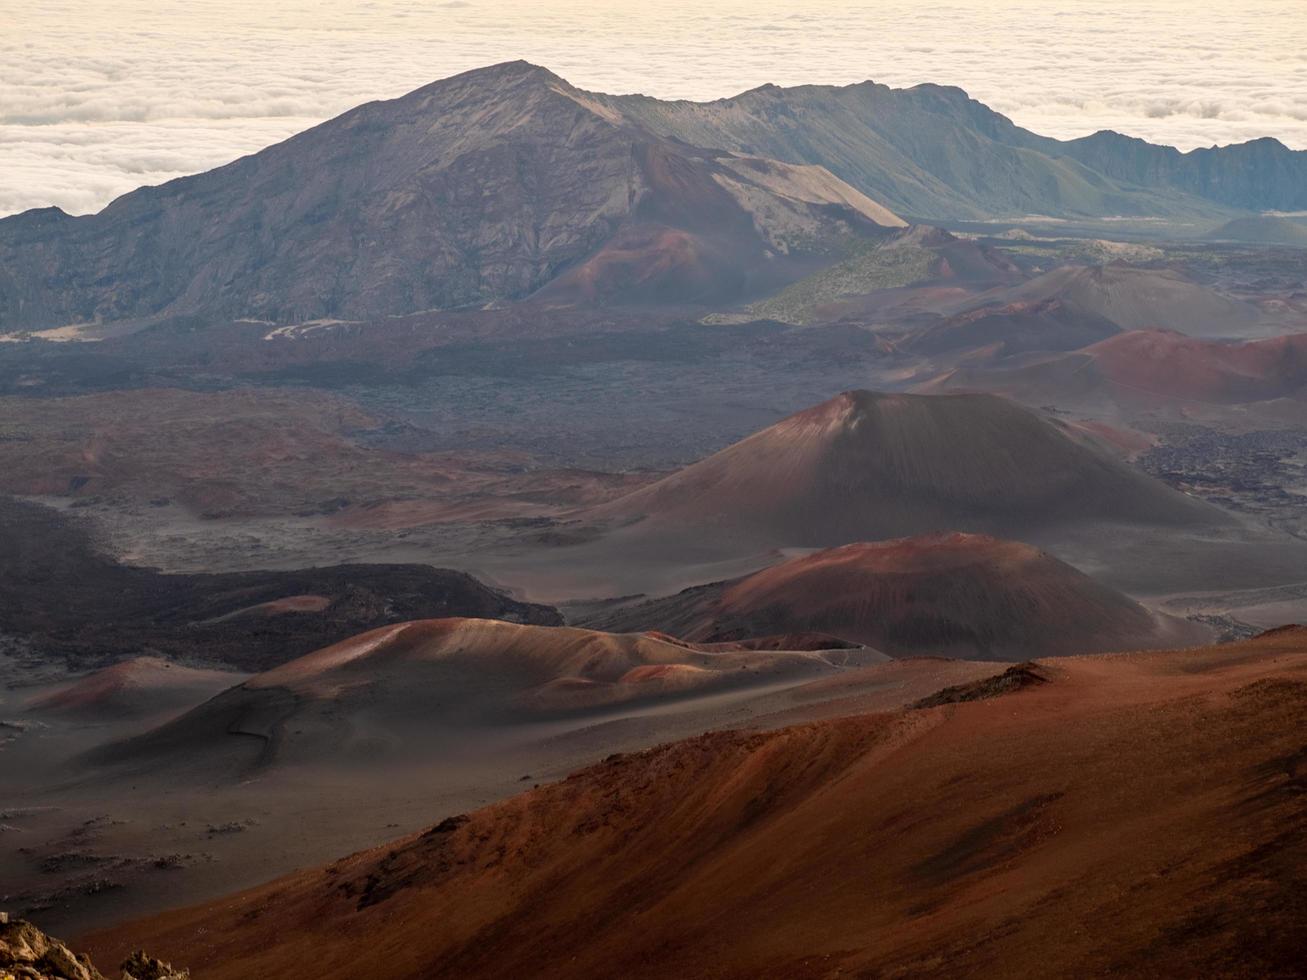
[204,822,245,836]
[0,916,105,979]
[119,950,189,980]
[0,917,188,980]
[912,662,1048,709]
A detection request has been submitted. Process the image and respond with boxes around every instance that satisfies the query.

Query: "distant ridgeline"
[2,61,1305,331]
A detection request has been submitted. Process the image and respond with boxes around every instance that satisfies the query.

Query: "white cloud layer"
[3,0,1306,216]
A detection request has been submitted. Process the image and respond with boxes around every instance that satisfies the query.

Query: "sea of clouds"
[3,0,1306,216]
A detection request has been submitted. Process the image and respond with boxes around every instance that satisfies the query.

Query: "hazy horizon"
[3,0,1306,217]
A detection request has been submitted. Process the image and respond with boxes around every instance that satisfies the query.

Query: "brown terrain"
[0,386,650,520]
[584,389,1222,549]
[0,915,187,979]
[932,328,1307,410]
[581,533,1207,659]
[26,658,242,721]
[80,627,1307,979]
[0,63,903,331]
[0,496,560,672]
[83,618,877,777]
[941,263,1272,339]
[4,57,1307,979]
[478,387,1307,603]
[3,615,997,938]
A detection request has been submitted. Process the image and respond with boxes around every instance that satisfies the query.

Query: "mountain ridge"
[0,61,904,330]
[4,61,1305,331]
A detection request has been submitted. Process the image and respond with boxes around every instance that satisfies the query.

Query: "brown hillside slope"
[582,534,1207,659]
[86,627,1307,978]
[86,618,864,775]
[926,328,1307,410]
[26,657,241,720]
[586,390,1222,550]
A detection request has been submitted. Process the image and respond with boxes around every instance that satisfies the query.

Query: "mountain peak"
[408,59,567,100]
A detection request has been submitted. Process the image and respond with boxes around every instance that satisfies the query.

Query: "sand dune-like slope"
[929,328,1307,409]
[583,534,1206,659]
[88,618,862,774]
[26,656,243,720]
[904,297,1122,357]
[949,264,1263,339]
[586,390,1221,552]
[86,627,1307,978]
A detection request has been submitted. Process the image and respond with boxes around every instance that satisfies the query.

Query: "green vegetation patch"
[750,242,936,325]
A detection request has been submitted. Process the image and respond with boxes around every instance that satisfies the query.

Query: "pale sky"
[3,0,1306,217]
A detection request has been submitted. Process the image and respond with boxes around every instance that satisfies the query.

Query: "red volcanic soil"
[1084,329,1307,403]
[584,534,1205,660]
[585,390,1221,551]
[536,143,903,307]
[84,627,1307,979]
[26,656,242,719]
[537,224,734,306]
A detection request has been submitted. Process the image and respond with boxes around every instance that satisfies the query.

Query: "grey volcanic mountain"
[1206,214,1307,246]
[600,84,1307,220]
[1055,131,1307,213]
[0,62,902,331]
[5,62,1306,332]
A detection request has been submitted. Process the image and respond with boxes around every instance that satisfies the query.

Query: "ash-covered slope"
[85,629,1307,979]
[581,534,1205,660]
[586,390,1221,551]
[0,62,901,330]
[87,618,854,775]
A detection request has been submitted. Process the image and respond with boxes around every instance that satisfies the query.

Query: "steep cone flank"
[88,619,853,774]
[589,390,1219,549]
[582,534,1205,660]
[85,629,1307,979]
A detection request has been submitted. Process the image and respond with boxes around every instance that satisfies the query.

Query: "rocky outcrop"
[0,915,103,980]
[119,951,188,980]
[0,915,186,980]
